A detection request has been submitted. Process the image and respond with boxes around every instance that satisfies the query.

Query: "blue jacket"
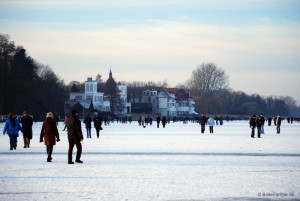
[3,118,22,136]
[207,118,215,126]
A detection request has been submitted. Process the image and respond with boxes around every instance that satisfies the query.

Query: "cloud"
[1,16,300,101]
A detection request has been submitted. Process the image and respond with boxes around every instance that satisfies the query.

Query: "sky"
[1,0,300,103]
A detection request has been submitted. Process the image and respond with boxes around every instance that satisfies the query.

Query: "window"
[75,95,82,100]
[90,84,93,91]
[86,84,89,91]
[86,95,93,102]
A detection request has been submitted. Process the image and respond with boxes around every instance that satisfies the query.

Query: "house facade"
[118,84,131,114]
[136,87,197,117]
[69,77,110,112]
[67,73,131,116]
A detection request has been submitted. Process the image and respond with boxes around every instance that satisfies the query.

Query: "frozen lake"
[1,120,300,200]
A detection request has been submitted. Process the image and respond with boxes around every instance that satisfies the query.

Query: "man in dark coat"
[162,116,167,128]
[250,115,257,138]
[20,111,33,148]
[156,115,161,128]
[84,114,92,138]
[93,115,102,138]
[67,110,84,164]
[200,114,207,133]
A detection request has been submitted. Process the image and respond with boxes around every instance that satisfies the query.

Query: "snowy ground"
[0,120,300,201]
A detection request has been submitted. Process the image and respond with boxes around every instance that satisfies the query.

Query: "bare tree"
[187,63,229,96]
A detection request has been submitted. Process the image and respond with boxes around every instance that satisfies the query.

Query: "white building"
[118,84,131,114]
[141,87,197,117]
[68,75,131,115]
[69,77,110,112]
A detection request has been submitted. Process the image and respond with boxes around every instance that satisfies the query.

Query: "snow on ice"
[0,120,300,201]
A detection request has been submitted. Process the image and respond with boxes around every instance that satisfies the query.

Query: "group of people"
[3,110,84,164]
[81,114,102,138]
[3,111,32,150]
[199,114,217,134]
[137,116,168,128]
[1,111,293,164]
[250,114,282,138]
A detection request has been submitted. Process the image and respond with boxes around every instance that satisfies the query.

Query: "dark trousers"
[95,129,100,138]
[86,128,91,138]
[257,126,261,138]
[277,125,281,134]
[251,127,255,137]
[9,135,18,149]
[68,139,82,162]
[201,126,205,133]
[46,145,53,160]
[209,126,213,133]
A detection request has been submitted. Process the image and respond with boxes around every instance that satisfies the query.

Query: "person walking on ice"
[250,115,257,138]
[276,115,282,134]
[20,111,33,148]
[67,110,84,164]
[40,112,60,162]
[207,116,215,133]
[3,112,22,150]
[199,114,207,133]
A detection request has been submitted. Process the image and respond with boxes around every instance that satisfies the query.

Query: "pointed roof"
[109,68,112,78]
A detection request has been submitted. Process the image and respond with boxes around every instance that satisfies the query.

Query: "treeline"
[0,34,67,117]
[1,33,299,117]
[184,64,299,116]
[121,63,299,116]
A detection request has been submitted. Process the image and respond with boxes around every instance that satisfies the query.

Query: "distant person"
[256,115,263,138]
[3,112,22,150]
[84,114,92,138]
[199,114,207,133]
[260,114,265,134]
[62,114,69,131]
[249,115,257,138]
[67,110,84,164]
[219,116,224,125]
[207,116,215,133]
[162,116,167,128]
[40,112,60,162]
[273,117,277,126]
[20,111,33,148]
[142,116,146,128]
[287,117,291,124]
[156,115,161,128]
[267,116,272,126]
[93,115,102,138]
[276,115,282,134]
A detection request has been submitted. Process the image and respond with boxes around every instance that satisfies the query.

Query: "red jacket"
[40,118,60,145]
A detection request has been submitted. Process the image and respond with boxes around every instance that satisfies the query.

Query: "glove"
[40,139,43,143]
[3,132,5,135]
[57,138,60,142]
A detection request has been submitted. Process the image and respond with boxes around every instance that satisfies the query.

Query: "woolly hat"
[71,110,78,115]
[46,112,53,118]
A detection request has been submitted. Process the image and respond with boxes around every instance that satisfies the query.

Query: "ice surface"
[1,120,300,200]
